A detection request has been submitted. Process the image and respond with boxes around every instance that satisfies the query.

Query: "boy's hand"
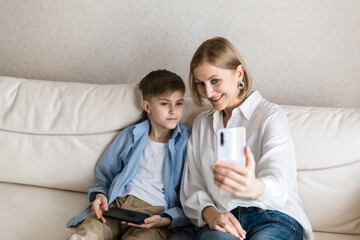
[91,193,108,223]
[121,215,171,229]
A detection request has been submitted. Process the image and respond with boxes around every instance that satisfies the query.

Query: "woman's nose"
[204,85,214,98]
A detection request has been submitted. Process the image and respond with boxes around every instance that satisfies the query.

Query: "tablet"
[103,208,150,224]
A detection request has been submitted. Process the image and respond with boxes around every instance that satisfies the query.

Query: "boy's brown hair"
[139,69,185,101]
[138,70,185,122]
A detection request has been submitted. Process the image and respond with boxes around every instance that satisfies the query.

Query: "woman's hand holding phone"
[212,146,265,200]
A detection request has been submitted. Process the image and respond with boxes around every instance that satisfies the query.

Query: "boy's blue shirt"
[67,120,192,230]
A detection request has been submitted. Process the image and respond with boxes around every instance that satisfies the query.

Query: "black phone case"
[103,208,150,224]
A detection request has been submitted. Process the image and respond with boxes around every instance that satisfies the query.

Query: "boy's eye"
[160,102,169,106]
[176,102,183,106]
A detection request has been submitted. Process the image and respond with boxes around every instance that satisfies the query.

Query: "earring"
[237,81,245,89]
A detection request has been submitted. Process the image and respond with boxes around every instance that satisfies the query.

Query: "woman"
[180,37,313,240]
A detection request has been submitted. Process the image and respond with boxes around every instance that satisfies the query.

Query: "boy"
[67,70,192,239]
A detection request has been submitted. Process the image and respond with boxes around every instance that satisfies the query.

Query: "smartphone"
[103,207,150,224]
[216,127,246,166]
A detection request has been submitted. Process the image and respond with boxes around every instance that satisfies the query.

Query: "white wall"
[0,0,359,108]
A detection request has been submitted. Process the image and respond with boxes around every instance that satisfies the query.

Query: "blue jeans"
[197,207,303,240]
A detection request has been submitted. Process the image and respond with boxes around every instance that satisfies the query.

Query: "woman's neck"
[222,110,232,128]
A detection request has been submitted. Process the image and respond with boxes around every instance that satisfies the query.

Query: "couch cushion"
[0,77,143,192]
[283,105,360,235]
[313,231,360,240]
[1,183,359,240]
[0,182,88,240]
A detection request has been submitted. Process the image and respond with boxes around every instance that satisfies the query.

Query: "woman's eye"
[196,81,204,87]
[211,78,220,84]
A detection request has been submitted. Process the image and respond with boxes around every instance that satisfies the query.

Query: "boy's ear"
[142,100,151,113]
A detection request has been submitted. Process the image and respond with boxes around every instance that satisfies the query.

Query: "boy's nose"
[169,105,175,114]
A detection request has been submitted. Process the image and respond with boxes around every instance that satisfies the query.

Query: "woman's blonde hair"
[189,37,252,106]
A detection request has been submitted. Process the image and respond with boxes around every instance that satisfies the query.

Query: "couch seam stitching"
[0,127,120,137]
[297,159,360,172]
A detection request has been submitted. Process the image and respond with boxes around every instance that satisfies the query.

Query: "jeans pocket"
[262,210,298,231]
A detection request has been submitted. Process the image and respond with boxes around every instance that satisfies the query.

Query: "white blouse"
[180,91,313,240]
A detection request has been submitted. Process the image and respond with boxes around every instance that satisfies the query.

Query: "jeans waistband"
[235,206,260,211]
[231,206,265,214]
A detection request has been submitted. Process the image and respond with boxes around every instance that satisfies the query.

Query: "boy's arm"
[88,130,129,202]
[160,207,192,229]
[127,207,191,229]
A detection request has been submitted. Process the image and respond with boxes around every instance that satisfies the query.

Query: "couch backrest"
[0,77,144,192]
[283,105,360,235]
[1,76,359,235]
[0,76,209,192]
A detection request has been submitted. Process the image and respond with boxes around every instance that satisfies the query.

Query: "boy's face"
[142,90,184,131]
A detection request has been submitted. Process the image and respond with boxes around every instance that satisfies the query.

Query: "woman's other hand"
[202,206,246,239]
[211,147,265,199]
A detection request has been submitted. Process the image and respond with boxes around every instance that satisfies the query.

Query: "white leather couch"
[0,76,359,240]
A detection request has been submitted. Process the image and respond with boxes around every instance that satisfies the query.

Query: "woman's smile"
[210,94,223,102]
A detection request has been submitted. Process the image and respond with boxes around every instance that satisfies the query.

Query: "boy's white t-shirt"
[119,138,167,207]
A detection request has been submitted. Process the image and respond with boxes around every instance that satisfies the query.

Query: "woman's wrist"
[202,206,218,223]
[249,178,265,200]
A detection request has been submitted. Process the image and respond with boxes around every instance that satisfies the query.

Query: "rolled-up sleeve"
[160,206,191,228]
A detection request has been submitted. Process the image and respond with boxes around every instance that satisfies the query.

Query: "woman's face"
[193,61,244,112]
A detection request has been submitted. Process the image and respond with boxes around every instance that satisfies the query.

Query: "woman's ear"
[142,100,151,113]
[236,64,245,80]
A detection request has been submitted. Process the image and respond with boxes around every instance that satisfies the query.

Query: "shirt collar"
[133,120,150,141]
[239,90,262,120]
[170,123,182,140]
